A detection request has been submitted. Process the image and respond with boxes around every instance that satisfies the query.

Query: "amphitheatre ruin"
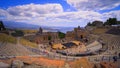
[0,20,120,68]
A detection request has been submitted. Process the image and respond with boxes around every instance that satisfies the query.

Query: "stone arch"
[80,35,83,39]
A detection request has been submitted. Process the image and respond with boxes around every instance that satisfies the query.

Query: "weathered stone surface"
[70,58,93,68]
[11,60,24,68]
[34,27,59,44]
[0,62,10,68]
[100,62,117,68]
[66,26,87,41]
[93,63,102,68]
[64,63,70,68]
[0,42,35,56]
[24,64,43,68]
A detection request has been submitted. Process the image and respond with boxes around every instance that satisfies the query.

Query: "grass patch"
[0,33,17,44]
[20,38,38,48]
[0,33,37,48]
[22,30,38,34]
[92,28,108,34]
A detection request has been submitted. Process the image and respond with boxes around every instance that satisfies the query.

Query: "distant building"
[38,27,43,34]
[65,26,88,41]
[34,27,59,44]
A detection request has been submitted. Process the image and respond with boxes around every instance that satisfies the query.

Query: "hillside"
[0,42,36,56]
[0,33,36,56]
[20,38,38,48]
[0,33,37,48]
[3,21,39,29]
[91,27,108,34]
[0,33,17,44]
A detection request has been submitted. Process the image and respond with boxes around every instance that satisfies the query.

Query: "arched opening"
[80,35,83,39]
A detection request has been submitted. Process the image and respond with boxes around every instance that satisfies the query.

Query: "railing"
[88,55,119,63]
[25,46,78,61]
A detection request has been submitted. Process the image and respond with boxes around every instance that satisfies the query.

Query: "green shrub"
[58,31,65,39]
[11,30,24,37]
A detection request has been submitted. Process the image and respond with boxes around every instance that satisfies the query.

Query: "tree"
[87,22,92,26]
[48,36,51,40]
[117,21,120,24]
[11,30,24,37]
[58,31,65,39]
[0,21,6,30]
[104,18,117,25]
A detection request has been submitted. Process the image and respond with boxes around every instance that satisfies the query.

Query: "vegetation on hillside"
[58,31,65,39]
[22,30,38,34]
[0,33,37,48]
[11,30,24,37]
[87,18,120,26]
[20,38,38,48]
[104,18,120,25]
[0,33,17,44]
[48,36,51,40]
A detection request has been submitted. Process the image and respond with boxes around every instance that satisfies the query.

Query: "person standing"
[113,56,117,62]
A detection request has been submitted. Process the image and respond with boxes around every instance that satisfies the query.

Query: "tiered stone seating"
[100,34,120,53]
[101,34,120,49]
[0,42,36,56]
[87,34,120,63]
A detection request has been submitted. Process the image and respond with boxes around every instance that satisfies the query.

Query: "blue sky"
[0,0,69,10]
[0,0,120,27]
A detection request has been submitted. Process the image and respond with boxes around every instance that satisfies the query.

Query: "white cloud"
[66,0,120,11]
[7,3,63,17]
[0,3,120,27]
[0,9,8,16]
[102,10,120,21]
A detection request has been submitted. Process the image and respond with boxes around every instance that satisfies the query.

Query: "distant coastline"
[3,21,75,33]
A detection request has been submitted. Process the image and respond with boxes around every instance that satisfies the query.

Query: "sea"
[43,27,75,33]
